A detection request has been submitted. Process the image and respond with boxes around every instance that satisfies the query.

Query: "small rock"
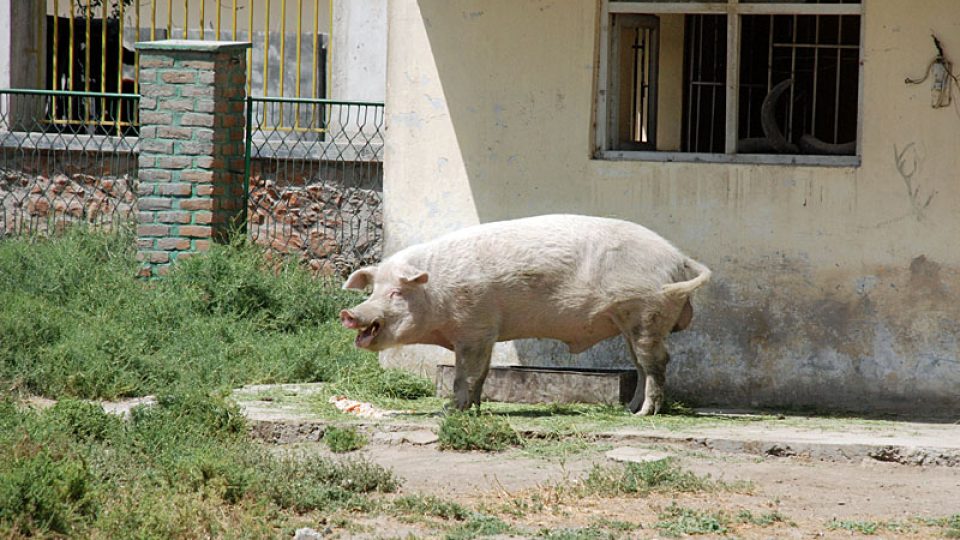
[371,432,406,445]
[403,430,439,446]
[293,527,323,540]
[605,446,673,464]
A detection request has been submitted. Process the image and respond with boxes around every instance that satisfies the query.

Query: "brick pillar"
[134,40,250,277]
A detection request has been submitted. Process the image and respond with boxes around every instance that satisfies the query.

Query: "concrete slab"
[228,382,960,466]
[602,420,960,466]
[372,430,438,446]
[435,365,637,405]
[606,446,673,463]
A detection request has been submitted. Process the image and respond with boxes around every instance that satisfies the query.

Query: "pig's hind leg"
[452,340,495,410]
[612,310,671,416]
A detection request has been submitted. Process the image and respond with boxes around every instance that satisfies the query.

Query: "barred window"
[597,1,863,166]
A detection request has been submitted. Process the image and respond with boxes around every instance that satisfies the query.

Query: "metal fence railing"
[0,89,139,237]
[43,0,328,105]
[245,96,384,276]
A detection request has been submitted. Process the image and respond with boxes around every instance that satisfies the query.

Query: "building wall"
[331,0,387,103]
[383,0,960,413]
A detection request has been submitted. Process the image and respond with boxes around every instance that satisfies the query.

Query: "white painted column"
[1,0,46,128]
[331,0,387,103]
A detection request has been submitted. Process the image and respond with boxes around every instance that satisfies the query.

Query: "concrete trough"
[435,365,638,405]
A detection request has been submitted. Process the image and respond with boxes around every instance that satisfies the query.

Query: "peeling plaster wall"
[382,0,960,413]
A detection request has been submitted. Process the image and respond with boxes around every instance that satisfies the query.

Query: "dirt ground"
[284,436,960,539]
[231,383,960,538]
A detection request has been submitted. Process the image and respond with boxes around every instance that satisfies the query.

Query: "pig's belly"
[497,312,621,354]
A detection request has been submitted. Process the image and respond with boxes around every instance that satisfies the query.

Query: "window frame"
[594,1,865,167]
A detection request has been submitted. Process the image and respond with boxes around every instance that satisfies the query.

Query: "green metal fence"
[0,88,139,237]
[245,96,384,276]
[1,89,384,276]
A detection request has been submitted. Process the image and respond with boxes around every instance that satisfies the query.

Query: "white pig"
[340,214,710,415]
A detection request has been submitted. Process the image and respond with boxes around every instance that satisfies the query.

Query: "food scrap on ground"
[328,395,397,419]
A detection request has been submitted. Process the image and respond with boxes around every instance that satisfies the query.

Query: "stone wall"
[247,173,382,276]
[0,170,136,236]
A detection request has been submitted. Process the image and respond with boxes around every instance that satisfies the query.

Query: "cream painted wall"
[657,13,684,151]
[383,0,960,413]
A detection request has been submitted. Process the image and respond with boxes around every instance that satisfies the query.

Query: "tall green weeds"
[0,227,431,401]
[0,394,398,537]
[0,228,428,536]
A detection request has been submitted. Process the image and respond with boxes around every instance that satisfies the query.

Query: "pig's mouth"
[355,321,381,349]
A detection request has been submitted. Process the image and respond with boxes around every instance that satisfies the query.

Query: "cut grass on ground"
[323,425,368,453]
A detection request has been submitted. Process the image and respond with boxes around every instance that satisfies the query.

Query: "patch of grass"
[521,437,604,461]
[536,526,616,540]
[392,494,471,521]
[655,504,728,537]
[661,400,697,416]
[581,458,731,496]
[827,518,880,535]
[445,513,511,540]
[0,392,399,537]
[921,515,960,538]
[0,436,98,535]
[826,518,916,536]
[324,425,367,453]
[324,359,435,404]
[520,426,609,461]
[942,515,960,538]
[438,411,522,452]
[736,509,792,527]
[590,517,642,532]
[258,452,398,513]
[498,492,547,518]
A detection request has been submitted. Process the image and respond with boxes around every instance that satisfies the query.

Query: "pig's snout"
[340,309,361,329]
[340,309,383,349]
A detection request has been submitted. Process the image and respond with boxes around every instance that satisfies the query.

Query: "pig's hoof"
[440,401,467,415]
[445,400,474,413]
[635,400,661,416]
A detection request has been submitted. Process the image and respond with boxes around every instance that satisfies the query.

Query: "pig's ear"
[343,266,376,290]
[398,265,429,287]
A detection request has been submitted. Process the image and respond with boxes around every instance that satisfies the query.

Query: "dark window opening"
[737,14,860,155]
[681,14,727,153]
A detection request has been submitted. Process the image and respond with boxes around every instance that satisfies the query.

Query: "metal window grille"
[682,14,727,154]
[738,13,860,154]
[600,1,862,162]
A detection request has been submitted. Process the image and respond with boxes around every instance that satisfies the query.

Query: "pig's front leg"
[452,340,495,410]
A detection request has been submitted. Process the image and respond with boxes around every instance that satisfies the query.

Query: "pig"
[340,214,711,416]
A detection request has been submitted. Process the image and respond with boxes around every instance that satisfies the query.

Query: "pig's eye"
[389,289,403,300]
